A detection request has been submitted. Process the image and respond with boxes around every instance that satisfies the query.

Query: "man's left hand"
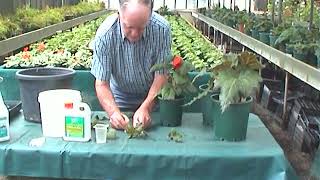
[133,105,151,128]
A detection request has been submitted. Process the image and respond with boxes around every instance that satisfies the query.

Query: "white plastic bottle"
[0,92,10,142]
[63,102,91,142]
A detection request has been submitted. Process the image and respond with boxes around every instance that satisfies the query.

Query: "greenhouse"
[0,0,319,179]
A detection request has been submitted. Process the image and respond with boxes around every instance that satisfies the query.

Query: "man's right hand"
[110,111,129,130]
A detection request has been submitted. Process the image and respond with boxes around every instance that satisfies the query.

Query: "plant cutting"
[168,128,183,143]
[150,55,197,126]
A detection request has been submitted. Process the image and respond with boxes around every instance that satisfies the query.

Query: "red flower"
[22,51,31,60]
[172,55,183,70]
[23,47,29,52]
[37,42,45,52]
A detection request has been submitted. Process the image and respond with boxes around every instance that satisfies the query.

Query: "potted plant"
[269,22,290,48]
[292,42,316,64]
[210,52,263,141]
[185,52,263,136]
[235,11,249,33]
[150,55,197,127]
[253,16,273,44]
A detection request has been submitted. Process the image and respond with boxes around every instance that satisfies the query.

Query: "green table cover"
[0,112,297,180]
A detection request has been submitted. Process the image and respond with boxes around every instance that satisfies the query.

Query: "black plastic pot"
[16,67,75,122]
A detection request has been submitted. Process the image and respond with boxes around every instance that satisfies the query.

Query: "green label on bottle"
[0,117,8,138]
[65,116,84,138]
[0,125,8,137]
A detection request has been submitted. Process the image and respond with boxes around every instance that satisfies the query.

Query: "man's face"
[119,2,151,42]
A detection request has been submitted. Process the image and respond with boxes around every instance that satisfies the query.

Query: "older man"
[91,0,172,129]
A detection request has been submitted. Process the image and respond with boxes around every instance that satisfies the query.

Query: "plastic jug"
[63,102,91,142]
[38,89,82,137]
[0,92,9,142]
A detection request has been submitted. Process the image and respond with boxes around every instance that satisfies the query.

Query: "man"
[91,0,172,130]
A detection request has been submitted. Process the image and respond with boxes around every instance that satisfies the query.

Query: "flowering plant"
[4,42,92,69]
[150,55,197,100]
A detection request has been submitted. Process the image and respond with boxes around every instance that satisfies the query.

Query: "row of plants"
[201,4,320,67]
[166,15,223,71]
[4,14,223,72]
[4,15,107,69]
[0,1,104,41]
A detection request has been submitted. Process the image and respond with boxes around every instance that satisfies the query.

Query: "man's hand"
[110,111,129,130]
[133,105,151,128]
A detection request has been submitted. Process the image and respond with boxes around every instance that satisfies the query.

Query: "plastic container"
[38,89,82,137]
[63,102,91,142]
[16,67,75,122]
[94,124,108,144]
[0,92,10,142]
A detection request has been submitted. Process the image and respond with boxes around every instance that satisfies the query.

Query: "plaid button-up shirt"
[91,12,172,109]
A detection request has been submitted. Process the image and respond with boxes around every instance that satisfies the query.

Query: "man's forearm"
[95,80,120,116]
[141,74,167,111]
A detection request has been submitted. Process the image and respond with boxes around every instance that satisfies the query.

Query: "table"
[0,112,297,180]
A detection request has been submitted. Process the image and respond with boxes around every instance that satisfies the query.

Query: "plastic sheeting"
[0,112,297,179]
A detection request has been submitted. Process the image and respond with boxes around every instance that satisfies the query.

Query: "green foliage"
[168,128,183,143]
[167,15,223,71]
[4,15,107,69]
[275,22,319,47]
[212,52,263,112]
[125,122,147,139]
[270,21,290,36]
[158,5,174,16]
[1,2,103,39]
[253,15,273,32]
[293,42,316,54]
[150,55,197,100]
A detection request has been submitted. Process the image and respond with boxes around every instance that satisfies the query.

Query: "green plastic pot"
[259,32,270,45]
[159,96,184,127]
[251,29,260,40]
[308,54,318,67]
[269,34,278,47]
[293,51,308,63]
[184,71,211,112]
[285,44,294,55]
[199,84,219,126]
[211,94,252,141]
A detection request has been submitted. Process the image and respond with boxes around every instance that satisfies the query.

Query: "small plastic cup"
[94,124,108,144]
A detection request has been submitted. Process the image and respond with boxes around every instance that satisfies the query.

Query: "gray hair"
[119,0,153,10]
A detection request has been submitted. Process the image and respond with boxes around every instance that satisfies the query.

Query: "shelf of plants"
[191,11,320,92]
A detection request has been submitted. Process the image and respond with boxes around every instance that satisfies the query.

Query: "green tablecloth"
[0,112,297,180]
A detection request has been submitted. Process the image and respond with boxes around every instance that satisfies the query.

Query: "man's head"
[118,0,153,42]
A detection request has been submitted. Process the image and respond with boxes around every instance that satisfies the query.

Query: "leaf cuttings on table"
[106,126,117,140]
[124,122,147,139]
[168,128,183,143]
